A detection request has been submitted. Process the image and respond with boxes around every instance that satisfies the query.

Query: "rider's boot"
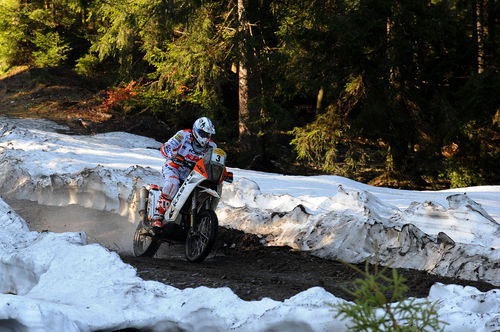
[151,193,171,234]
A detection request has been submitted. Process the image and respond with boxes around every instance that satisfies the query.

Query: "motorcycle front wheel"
[185,210,218,263]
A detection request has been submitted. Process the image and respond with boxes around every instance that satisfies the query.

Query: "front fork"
[190,188,197,229]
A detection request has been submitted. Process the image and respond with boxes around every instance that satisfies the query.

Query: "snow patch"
[0,159,158,221]
[0,199,87,296]
[429,284,500,332]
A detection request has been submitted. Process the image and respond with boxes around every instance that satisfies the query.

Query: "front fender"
[166,171,207,223]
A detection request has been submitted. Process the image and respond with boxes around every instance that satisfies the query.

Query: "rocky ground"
[1,66,497,304]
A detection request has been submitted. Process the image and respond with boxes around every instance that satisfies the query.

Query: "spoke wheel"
[133,187,161,257]
[185,210,218,263]
[133,221,161,257]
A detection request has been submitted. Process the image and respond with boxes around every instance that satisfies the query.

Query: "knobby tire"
[133,187,161,257]
[185,209,218,263]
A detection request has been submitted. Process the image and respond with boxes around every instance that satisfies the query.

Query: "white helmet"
[192,117,215,147]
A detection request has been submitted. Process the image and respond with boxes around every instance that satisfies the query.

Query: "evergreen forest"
[1,0,499,189]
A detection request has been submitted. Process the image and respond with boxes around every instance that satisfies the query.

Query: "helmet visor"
[198,129,211,139]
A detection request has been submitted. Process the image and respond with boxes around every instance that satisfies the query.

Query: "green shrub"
[75,53,101,77]
[445,166,483,189]
[32,32,70,68]
[332,262,446,331]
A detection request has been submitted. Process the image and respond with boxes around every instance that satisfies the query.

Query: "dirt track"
[121,227,497,302]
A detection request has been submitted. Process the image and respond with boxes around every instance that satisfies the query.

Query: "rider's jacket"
[160,129,217,172]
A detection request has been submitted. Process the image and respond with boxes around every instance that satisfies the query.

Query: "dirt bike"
[133,148,233,262]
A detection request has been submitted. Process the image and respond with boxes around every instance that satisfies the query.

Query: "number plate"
[212,148,226,166]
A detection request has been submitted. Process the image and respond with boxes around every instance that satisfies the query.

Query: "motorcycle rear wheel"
[185,210,218,263]
[133,221,161,257]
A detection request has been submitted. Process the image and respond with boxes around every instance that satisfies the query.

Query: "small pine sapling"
[332,260,447,332]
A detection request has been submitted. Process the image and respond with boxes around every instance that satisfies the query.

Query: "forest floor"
[0,66,175,141]
[2,66,496,303]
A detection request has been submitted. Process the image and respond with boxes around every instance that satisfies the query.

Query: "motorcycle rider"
[151,117,217,232]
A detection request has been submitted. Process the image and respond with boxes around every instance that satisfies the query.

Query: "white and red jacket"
[160,129,217,171]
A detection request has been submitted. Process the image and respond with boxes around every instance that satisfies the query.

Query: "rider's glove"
[172,154,185,166]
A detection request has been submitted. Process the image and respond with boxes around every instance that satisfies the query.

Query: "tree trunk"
[168,0,174,15]
[316,86,324,112]
[476,0,485,74]
[159,0,168,41]
[486,0,495,64]
[237,0,261,156]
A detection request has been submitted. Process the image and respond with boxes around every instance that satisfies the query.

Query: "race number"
[212,148,226,165]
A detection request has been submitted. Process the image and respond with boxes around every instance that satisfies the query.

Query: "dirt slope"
[0,66,172,140]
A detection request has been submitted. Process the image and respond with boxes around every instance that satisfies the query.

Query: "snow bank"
[0,118,161,220]
[219,179,500,285]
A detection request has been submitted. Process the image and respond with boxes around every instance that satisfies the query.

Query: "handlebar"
[170,158,196,169]
[171,154,196,169]
[183,159,196,168]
